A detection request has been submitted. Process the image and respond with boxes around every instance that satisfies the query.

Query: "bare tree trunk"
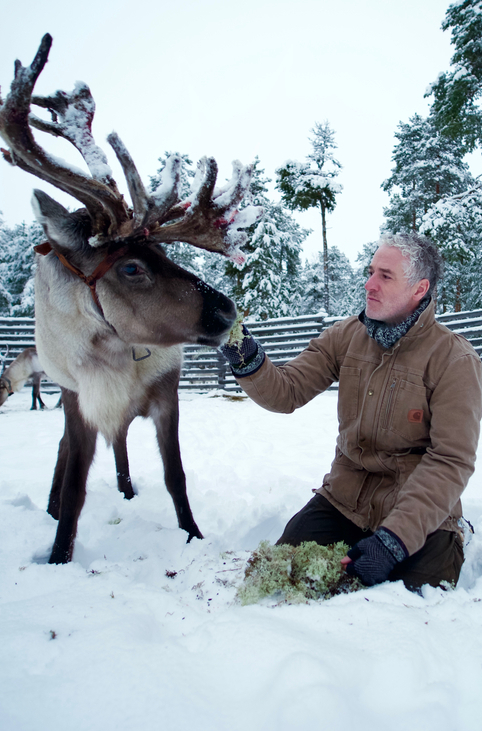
[320,201,329,313]
[455,278,461,312]
[412,181,417,231]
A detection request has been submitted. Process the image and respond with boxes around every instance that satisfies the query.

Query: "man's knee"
[276,494,364,548]
[390,530,464,591]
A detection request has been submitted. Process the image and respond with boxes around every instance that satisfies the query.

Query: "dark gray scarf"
[360,298,430,349]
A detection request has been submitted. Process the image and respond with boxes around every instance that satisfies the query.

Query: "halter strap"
[1,376,13,395]
[34,242,129,318]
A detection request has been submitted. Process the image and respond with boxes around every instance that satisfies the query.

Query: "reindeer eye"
[120,263,143,277]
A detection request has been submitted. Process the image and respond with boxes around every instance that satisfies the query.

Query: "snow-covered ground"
[2,387,482,731]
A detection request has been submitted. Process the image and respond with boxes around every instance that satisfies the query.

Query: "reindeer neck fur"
[35,252,183,444]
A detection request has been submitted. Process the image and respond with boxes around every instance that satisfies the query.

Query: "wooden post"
[216,350,227,389]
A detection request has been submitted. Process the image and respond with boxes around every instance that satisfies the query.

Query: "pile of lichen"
[226,311,246,346]
[236,540,362,605]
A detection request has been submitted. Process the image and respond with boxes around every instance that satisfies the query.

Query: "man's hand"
[219,324,266,377]
[341,528,408,587]
[219,324,258,367]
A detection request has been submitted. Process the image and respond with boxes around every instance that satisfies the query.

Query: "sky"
[0,0,472,263]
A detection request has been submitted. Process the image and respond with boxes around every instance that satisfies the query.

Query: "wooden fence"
[2,309,482,393]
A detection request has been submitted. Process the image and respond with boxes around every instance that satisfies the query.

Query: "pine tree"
[0,219,43,317]
[149,152,202,275]
[351,242,379,315]
[276,121,342,312]
[382,114,472,233]
[421,183,482,310]
[0,214,13,315]
[327,246,357,316]
[301,246,357,317]
[224,158,308,319]
[427,0,482,151]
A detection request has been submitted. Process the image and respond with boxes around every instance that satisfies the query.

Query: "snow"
[151,154,181,206]
[62,82,113,183]
[2,387,482,731]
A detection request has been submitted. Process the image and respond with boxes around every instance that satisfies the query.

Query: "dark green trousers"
[276,494,464,592]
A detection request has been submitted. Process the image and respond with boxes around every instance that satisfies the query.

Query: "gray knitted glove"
[345,527,408,586]
[219,325,265,377]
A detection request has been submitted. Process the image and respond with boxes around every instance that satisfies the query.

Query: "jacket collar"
[359,297,432,349]
[403,298,435,338]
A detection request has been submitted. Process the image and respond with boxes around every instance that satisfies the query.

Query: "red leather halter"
[34,241,129,318]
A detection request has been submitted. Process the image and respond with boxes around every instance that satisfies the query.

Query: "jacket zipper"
[381,379,397,430]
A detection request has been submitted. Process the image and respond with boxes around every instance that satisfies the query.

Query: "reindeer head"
[0,347,11,406]
[0,34,262,349]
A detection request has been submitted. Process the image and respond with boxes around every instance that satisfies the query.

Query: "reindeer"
[0,347,47,410]
[0,34,261,564]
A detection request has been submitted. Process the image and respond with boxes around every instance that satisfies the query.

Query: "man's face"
[365,245,429,324]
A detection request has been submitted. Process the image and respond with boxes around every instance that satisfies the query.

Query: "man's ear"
[413,278,430,302]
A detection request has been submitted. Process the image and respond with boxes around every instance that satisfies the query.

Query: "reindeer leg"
[31,376,38,410]
[48,388,97,564]
[151,383,203,541]
[47,426,68,520]
[113,426,135,500]
[31,373,46,410]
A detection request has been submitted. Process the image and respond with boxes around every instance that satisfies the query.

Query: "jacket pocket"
[388,380,430,442]
[338,366,361,422]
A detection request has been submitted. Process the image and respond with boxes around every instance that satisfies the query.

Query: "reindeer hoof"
[187,526,203,542]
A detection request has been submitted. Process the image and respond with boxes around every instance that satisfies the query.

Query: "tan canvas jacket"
[236,302,482,555]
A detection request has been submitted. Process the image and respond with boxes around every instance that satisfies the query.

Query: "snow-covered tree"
[327,247,358,316]
[0,219,43,317]
[427,0,482,151]
[382,114,472,232]
[0,215,13,315]
[223,158,308,319]
[276,121,342,312]
[301,246,357,317]
[350,242,379,315]
[421,183,482,310]
[298,254,326,316]
[149,152,202,276]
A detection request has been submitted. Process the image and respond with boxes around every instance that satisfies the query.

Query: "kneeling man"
[221,234,482,591]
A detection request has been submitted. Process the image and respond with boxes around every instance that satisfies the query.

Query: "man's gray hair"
[379,233,443,296]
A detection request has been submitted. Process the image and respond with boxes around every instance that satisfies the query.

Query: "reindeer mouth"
[196,332,230,348]
[197,294,236,347]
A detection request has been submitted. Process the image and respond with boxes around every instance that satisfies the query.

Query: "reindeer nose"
[201,289,236,336]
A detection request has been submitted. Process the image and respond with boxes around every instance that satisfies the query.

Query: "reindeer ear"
[32,189,73,248]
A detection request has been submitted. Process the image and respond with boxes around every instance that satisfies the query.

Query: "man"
[220,233,482,591]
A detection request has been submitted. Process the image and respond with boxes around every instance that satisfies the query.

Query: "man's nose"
[365,274,377,291]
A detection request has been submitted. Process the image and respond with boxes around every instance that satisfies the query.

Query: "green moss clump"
[236,540,362,606]
[227,311,246,346]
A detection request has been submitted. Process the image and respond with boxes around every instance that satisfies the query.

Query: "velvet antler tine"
[1,34,259,254]
[107,132,149,227]
[195,157,218,208]
[0,35,129,236]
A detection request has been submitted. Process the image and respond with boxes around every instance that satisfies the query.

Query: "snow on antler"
[0,33,261,257]
[30,82,114,184]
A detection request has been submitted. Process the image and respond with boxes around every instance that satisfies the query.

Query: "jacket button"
[368,390,374,396]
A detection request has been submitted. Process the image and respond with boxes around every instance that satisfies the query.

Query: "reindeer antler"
[146,157,260,257]
[0,34,129,236]
[0,34,262,258]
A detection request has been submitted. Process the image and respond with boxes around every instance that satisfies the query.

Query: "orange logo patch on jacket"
[408,409,424,423]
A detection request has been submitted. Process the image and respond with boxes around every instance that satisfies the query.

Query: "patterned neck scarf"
[360,297,430,350]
